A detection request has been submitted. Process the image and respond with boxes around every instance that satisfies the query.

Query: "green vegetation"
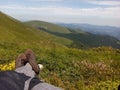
[24,20,71,34]
[0,11,120,90]
[25,21,120,49]
[0,12,72,46]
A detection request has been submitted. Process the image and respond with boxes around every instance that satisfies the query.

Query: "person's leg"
[15,50,43,90]
[15,49,38,77]
[15,53,27,68]
[25,49,40,75]
[15,50,62,90]
[15,63,36,77]
[31,83,63,90]
[15,49,42,77]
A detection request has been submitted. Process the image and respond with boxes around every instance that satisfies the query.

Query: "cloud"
[88,0,120,6]
[0,5,120,26]
[0,5,120,18]
[29,0,63,2]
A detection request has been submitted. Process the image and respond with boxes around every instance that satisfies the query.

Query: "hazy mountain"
[25,21,120,49]
[58,23,120,40]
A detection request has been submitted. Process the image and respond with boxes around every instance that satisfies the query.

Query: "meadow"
[0,11,120,90]
[0,42,120,90]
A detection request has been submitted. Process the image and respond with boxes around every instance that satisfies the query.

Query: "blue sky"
[0,0,120,27]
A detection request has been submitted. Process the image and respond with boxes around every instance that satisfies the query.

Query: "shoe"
[15,53,27,68]
[25,49,40,75]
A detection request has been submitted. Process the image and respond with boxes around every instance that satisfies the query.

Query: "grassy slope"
[25,20,120,49]
[0,12,120,90]
[0,12,72,46]
[24,20,71,33]
[0,12,50,43]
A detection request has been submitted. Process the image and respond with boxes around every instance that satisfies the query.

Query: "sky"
[0,0,120,27]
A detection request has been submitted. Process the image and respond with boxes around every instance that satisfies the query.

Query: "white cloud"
[0,5,120,18]
[88,0,120,6]
[0,5,120,26]
[29,0,63,2]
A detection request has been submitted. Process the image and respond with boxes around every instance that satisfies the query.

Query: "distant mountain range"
[58,23,120,40]
[25,21,120,49]
[0,10,119,49]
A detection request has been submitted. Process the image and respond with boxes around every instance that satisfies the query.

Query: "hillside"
[25,20,71,34]
[0,12,72,46]
[0,12,120,90]
[59,23,120,40]
[25,21,120,49]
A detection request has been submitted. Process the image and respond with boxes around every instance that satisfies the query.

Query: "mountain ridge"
[25,20,120,49]
[0,12,73,47]
[24,20,71,34]
[58,23,120,40]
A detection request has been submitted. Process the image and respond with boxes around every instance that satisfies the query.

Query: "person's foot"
[25,49,40,75]
[15,53,27,68]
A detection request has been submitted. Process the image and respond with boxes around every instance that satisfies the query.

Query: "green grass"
[24,20,71,34]
[0,12,72,46]
[0,43,120,90]
[0,11,120,90]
